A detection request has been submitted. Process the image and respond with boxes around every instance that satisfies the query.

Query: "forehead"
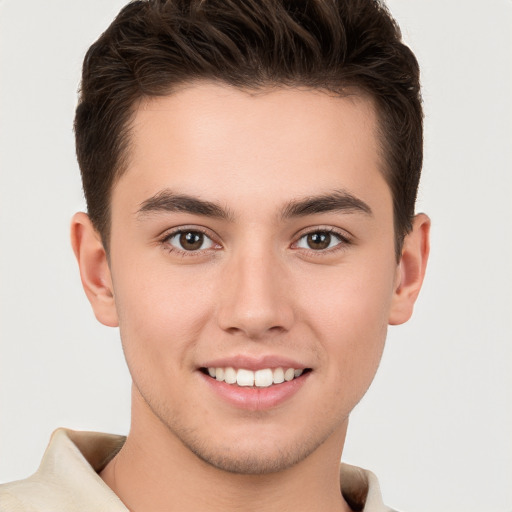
[113,82,389,218]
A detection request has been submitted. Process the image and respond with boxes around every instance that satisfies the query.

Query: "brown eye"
[180,231,203,250]
[167,230,214,251]
[296,230,344,251]
[306,232,331,250]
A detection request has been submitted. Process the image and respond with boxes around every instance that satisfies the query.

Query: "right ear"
[70,212,118,327]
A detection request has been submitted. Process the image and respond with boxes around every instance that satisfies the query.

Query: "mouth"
[200,366,312,388]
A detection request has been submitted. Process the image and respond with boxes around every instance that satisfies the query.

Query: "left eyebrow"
[280,190,373,219]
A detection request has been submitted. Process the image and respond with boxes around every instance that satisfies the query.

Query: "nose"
[216,246,295,340]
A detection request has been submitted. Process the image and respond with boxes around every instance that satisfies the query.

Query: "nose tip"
[222,307,289,339]
[216,254,294,340]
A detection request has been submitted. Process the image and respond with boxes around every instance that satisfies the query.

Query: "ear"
[388,213,430,325]
[70,212,119,327]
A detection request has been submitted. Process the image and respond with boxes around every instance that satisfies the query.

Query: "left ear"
[388,213,430,325]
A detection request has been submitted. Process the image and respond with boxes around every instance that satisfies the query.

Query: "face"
[104,83,402,473]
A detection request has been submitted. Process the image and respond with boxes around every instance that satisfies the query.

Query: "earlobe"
[70,212,119,327]
[388,213,430,326]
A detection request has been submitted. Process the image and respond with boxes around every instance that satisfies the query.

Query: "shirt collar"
[34,428,391,512]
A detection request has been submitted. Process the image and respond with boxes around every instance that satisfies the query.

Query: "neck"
[101,389,352,512]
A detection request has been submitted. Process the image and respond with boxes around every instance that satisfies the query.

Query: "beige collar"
[1,428,393,512]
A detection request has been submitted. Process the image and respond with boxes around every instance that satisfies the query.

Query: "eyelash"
[160,226,219,258]
[292,227,352,256]
[158,226,352,257]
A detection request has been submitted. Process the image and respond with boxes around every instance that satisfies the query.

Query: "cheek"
[299,258,395,395]
[311,293,388,414]
[111,261,217,370]
[301,257,395,336]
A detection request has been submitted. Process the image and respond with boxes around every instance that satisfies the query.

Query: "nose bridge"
[217,238,293,338]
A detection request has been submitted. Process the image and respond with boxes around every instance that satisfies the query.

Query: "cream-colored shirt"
[0,429,396,511]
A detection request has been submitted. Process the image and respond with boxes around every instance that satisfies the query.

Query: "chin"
[170,420,338,476]
[187,441,317,475]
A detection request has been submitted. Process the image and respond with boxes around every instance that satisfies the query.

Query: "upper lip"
[200,355,309,372]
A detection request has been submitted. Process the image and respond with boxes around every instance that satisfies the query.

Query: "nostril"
[223,324,288,340]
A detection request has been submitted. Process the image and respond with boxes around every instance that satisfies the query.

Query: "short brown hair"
[74,0,422,256]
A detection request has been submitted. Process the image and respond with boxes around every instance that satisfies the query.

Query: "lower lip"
[200,372,310,411]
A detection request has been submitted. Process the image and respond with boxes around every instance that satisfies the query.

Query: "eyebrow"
[136,188,372,221]
[281,190,372,219]
[137,190,235,221]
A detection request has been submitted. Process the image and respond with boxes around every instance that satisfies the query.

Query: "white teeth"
[236,369,254,387]
[273,367,285,384]
[207,366,306,387]
[224,367,237,384]
[284,368,295,381]
[255,369,273,387]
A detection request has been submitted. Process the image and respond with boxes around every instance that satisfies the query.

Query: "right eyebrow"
[136,189,235,221]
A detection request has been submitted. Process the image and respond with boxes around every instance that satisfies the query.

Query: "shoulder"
[0,428,127,512]
[340,462,399,512]
[0,477,68,512]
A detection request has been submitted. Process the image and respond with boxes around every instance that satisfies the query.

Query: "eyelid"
[157,224,352,257]
[159,225,222,255]
[291,226,353,253]
[293,224,353,241]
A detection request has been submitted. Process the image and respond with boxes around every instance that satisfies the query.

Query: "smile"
[203,367,308,387]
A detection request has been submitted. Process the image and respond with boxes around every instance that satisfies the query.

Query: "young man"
[0,1,429,510]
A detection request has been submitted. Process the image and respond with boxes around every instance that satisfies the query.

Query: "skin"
[71,83,430,512]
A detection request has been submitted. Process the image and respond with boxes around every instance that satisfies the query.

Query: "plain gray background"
[1,1,511,511]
